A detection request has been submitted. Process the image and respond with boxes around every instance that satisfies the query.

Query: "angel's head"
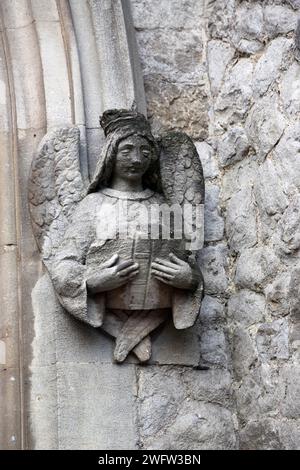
[113,134,152,182]
[87,109,160,193]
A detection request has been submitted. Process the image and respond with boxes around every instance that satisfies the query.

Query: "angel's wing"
[159,132,204,205]
[159,132,205,250]
[28,127,85,265]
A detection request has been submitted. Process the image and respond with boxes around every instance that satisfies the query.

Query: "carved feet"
[101,308,170,363]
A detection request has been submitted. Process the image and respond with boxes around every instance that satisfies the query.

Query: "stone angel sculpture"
[28,109,205,363]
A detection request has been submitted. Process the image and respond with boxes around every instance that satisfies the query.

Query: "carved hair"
[87,125,161,194]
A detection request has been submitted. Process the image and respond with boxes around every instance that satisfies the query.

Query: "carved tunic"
[50,189,202,330]
[90,187,186,310]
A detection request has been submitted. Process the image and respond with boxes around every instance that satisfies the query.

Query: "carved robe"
[50,188,203,333]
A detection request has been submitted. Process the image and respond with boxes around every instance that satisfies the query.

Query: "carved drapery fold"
[0,0,146,449]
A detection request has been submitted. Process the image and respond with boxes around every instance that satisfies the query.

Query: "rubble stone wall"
[131,0,300,449]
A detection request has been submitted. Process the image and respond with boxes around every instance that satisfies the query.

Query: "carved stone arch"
[0,0,146,449]
[0,0,47,449]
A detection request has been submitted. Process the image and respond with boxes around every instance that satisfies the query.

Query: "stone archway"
[0,0,146,449]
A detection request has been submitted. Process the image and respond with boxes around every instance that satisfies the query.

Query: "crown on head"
[100,109,151,136]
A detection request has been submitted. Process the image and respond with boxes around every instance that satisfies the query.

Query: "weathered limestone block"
[200,297,230,368]
[279,193,300,253]
[234,375,261,422]
[280,62,300,115]
[256,319,289,362]
[204,184,224,242]
[87,0,145,113]
[280,364,300,419]
[253,37,292,97]
[295,17,300,62]
[136,30,204,85]
[205,210,224,243]
[57,363,138,450]
[264,273,291,317]
[218,126,249,168]
[207,40,235,97]
[228,290,265,327]
[200,295,225,325]
[199,327,230,368]
[254,159,289,242]
[149,319,201,367]
[235,247,280,291]
[48,303,115,366]
[226,185,257,252]
[291,317,300,346]
[255,159,289,218]
[239,418,282,450]
[235,364,285,423]
[232,326,257,380]
[29,364,58,450]
[288,268,300,361]
[289,267,300,316]
[245,95,286,160]
[199,244,228,294]
[145,401,237,450]
[264,5,298,39]
[273,122,300,192]
[287,0,300,9]
[290,321,300,361]
[145,77,208,139]
[32,12,73,128]
[1,0,33,28]
[222,159,258,202]
[199,289,229,371]
[208,0,236,41]
[195,141,218,179]
[256,319,289,361]
[215,59,253,121]
[235,2,264,41]
[137,366,237,449]
[182,368,233,406]
[131,0,205,30]
[279,421,300,450]
[231,2,264,54]
[30,0,59,21]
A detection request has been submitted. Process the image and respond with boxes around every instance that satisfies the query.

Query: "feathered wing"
[159,132,205,205]
[159,131,205,329]
[159,131,205,247]
[28,127,85,269]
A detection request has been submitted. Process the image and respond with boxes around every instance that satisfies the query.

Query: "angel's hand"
[86,254,139,294]
[151,253,199,290]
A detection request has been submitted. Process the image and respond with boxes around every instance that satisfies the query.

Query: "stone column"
[0,15,23,447]
[0,0,147,450]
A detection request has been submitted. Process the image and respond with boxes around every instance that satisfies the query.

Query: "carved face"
[114,135,152,181]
